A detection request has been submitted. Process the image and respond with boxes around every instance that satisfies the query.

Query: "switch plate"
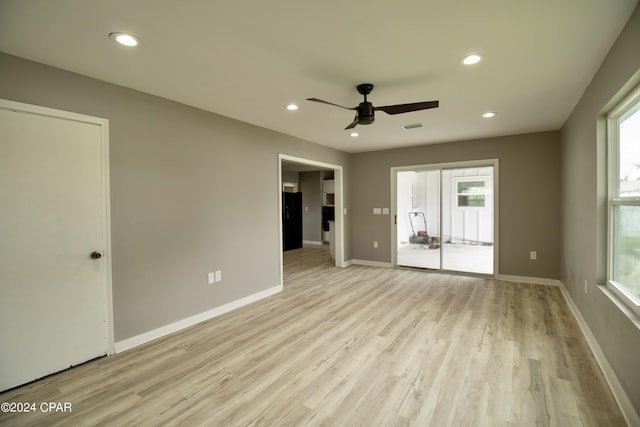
[215,270,222,282]
[382,208,389,215]
[373,208,382,215]
[208,272,216,284]
[530,251,537,260]
[373,241,378,248]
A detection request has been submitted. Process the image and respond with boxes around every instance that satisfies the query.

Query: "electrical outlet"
[373,241,378,248]
[530,251,537,260]
[215,270,222,282]
[208,272,216,284]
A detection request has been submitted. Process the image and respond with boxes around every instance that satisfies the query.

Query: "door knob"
[91,251,103,259]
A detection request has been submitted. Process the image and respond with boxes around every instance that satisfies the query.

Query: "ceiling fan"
[307,83,439,130]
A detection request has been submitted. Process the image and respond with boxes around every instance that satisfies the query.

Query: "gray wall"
[561,4,640,415]
[282,169,299,184]
[300,171,322,242]
[0,52,351,341]
[350,131,561,279]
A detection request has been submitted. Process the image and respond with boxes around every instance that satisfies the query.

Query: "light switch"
[373,208,382,215]
[382,208,389,215]
[208,272,215,284]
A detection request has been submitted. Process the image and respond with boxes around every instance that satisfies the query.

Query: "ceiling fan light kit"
[307,83,439,130]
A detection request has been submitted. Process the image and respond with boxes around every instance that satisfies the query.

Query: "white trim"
[351,259,393,268]
[494,274,562,287]
[608,280,640,317]
[0,98,115,356]
[601,285,640,330]
[606,82,640,324]
[101,115,115,355]
[115,284,283,353]
[303,240,323,246]
[559,283,640,427]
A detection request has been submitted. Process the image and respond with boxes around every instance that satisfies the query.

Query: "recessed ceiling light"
[286,104,299,111]
[482,112,496,118]
[109,32,142,47]
[350,132,359,137]
[461,54,482,65]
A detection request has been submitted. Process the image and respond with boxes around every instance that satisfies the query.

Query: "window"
[457,181,485,207]
[608,84,640,314]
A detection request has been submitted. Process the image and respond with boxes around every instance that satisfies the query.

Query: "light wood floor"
[0,247,626,426]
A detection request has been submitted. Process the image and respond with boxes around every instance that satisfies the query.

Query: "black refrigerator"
[282,192,302,251]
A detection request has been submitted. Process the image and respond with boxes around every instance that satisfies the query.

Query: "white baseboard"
[115,284,283,353]
[495,274,562,287]
[350,259,393,268]
[558,282,640,427]
[303,240,322,246]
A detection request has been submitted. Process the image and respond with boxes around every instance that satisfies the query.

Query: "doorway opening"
[392,160,498,275]
[278,154,345,286]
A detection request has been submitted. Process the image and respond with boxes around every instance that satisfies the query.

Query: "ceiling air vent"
[402,123,423,130]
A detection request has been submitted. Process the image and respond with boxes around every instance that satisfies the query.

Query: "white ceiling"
[0,1,637,153]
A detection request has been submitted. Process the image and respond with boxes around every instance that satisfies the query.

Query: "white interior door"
[0,101,111,391]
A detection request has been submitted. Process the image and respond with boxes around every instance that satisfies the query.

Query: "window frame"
[607,83,640,316]
[455,178,487,208]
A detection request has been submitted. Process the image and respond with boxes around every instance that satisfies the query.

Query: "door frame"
[449,173,493,245]
[390,158,499,276]
[278,154,346,282]
[1,98,115,355]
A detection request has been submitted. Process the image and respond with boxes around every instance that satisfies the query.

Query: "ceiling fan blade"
[344,115,359,130]
[375,100,439,115]
[306,98,355,110]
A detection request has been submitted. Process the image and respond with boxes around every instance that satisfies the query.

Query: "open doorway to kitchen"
[278,154,345,284]
[393,160,497,275]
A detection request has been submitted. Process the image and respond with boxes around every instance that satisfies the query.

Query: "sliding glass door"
[397,169,441,269]
[395,163,495,275]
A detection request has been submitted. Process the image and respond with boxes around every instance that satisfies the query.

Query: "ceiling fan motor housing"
[358,102,375,124]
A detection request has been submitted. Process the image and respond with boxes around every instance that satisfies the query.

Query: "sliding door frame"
[390,158,500,276]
